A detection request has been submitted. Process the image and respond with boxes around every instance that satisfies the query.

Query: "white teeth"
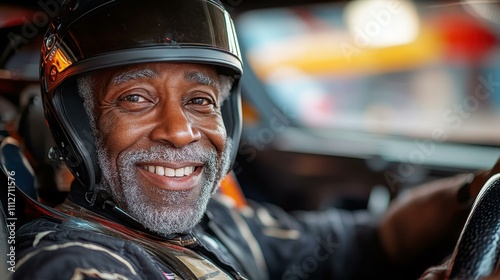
[144,165,195,177]
[155,166,165,176]
[165,168,175,177]
[175,168,184,177]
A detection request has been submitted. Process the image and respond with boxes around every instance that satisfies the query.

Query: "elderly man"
[10,0,499,279]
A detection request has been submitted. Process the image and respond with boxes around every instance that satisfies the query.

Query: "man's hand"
[379,157,500,267]
[468,158,500,201]
[418,261,500,280]
[419,262,449,280]
[416,158,500,280]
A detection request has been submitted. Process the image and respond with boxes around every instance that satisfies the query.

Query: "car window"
[236,1,500,146]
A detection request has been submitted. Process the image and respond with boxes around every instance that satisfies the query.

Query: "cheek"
[197,115,227,153]
[214,123,228,153]
[97,112,139,162]
[98,113,117,140]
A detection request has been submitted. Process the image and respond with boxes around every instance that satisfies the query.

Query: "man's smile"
[137,162,204,191]
[141,165,196,177]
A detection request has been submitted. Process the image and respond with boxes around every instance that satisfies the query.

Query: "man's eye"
[123,95,146,103]
[190,98,212,106]
[116,92,154,112]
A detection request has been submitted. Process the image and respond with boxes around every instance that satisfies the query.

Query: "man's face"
[90,62,230,234]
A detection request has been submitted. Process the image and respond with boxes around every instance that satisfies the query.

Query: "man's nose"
[149,102,201,148]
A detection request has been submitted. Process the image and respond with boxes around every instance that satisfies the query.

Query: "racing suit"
[14,182,396,280]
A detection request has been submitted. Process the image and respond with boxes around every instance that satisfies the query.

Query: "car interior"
[232,0,500,214]
[1,0,500,279]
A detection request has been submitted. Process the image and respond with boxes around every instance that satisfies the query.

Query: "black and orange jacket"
[13,181,388,280]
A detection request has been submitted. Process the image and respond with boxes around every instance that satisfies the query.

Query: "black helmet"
[41,0,243,191]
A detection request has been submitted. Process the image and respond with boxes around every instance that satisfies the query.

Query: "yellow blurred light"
[248,26,444,80]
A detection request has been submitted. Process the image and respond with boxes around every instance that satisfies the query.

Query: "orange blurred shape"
[219,171,247,209]
[241,100,260,125]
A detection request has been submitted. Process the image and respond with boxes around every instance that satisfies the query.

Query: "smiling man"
[82,63,234,234]
[11,0,500,279]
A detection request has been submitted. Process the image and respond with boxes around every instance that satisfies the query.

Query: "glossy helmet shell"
[41,0,243,191]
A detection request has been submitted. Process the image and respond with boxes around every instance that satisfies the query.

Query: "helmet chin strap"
[85,188,147,231]
[84,187,101,206]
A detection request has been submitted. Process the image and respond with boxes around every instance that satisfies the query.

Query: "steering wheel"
[448,173,500,279]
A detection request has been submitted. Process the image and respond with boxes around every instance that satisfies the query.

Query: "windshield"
[236,1,500,146]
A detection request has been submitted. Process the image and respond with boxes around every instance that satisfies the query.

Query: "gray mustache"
[117,144,217,166]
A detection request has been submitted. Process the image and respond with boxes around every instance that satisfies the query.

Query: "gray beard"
[95,140,232,235]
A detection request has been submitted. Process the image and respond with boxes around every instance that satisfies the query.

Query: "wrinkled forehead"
[94,62,220,91]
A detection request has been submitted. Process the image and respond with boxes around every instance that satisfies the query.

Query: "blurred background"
[1,0,500,213]
[231,0,500,213]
